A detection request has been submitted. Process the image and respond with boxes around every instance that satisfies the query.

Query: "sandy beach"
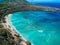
[4,14,27,45]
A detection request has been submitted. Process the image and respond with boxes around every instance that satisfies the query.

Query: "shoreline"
[4,14,27,45]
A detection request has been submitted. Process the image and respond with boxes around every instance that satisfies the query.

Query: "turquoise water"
[10,11,60,45]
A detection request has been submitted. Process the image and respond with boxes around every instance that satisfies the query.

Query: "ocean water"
[10,11,60,45]
[31,3,60,8]
[0,0,4,3]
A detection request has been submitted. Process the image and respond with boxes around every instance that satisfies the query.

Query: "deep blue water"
[10,11,60,45]
[31,2,60,8]
[0,0,4,3]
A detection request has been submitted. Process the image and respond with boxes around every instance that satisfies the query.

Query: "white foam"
[38,30,44,32]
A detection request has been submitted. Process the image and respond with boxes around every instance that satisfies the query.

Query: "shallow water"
[10,11,60,45]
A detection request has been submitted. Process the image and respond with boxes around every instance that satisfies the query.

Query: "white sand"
[4,14,27,45]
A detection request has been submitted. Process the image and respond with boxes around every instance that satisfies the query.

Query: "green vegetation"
[0,24,3,28]
[26,41,31,45]
[0,0,29,45]
[0,19,20,45]
[0,27,19,45]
